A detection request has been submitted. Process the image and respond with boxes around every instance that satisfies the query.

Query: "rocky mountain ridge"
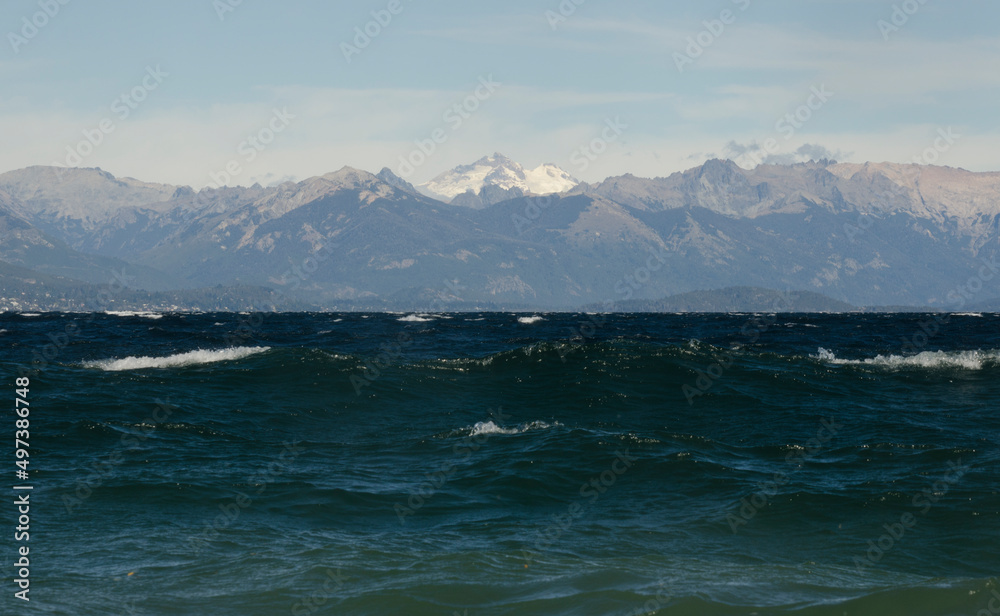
[1,157,998,310]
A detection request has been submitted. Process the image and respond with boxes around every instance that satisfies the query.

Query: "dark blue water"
[3,312,999,615]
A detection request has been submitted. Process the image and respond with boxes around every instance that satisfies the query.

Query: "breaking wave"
[816,347,1000,370]
[84,347,271,372]
[105,311,164,319]
[467,420,561,437]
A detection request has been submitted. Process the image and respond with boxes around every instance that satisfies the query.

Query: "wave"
[398,314,434,323]
[518,316,545,324]
[431,420,562,439]
[84,346,271,372]
[816,347,1000,370]
[468,420,560,436]
[105,311,163,319]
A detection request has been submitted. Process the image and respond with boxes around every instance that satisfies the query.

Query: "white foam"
[954,313,984,317]
[468,420,559,436]
[816,347,1000,370]
[398,314,433,323]
[106,311,163,319]
[20,313,41,317]
[518,316,544,324]
[85,347,270,372]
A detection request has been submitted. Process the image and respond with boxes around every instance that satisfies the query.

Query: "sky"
[2,0,998,188]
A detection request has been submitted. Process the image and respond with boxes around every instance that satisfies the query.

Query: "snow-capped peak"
[419,153,579,202]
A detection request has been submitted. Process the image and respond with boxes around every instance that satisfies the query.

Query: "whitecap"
[816,347,1000,370]
[398,314,433,323]
[106,311,163,319]
[85,347,270,372]
[20,313,42,317]
[518,316,544,325]
[468,420,560,436]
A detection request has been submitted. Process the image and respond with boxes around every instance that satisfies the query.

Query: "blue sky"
[2,0,998,187]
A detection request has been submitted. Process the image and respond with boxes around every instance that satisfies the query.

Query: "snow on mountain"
[419,153,579,203]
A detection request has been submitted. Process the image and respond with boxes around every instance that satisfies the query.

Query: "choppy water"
[3,312,999,615]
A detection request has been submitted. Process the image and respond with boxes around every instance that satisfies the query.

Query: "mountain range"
[1,155,999,312]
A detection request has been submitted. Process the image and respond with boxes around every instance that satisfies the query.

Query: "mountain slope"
[0,166,184,252]
[0,190,178,290]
